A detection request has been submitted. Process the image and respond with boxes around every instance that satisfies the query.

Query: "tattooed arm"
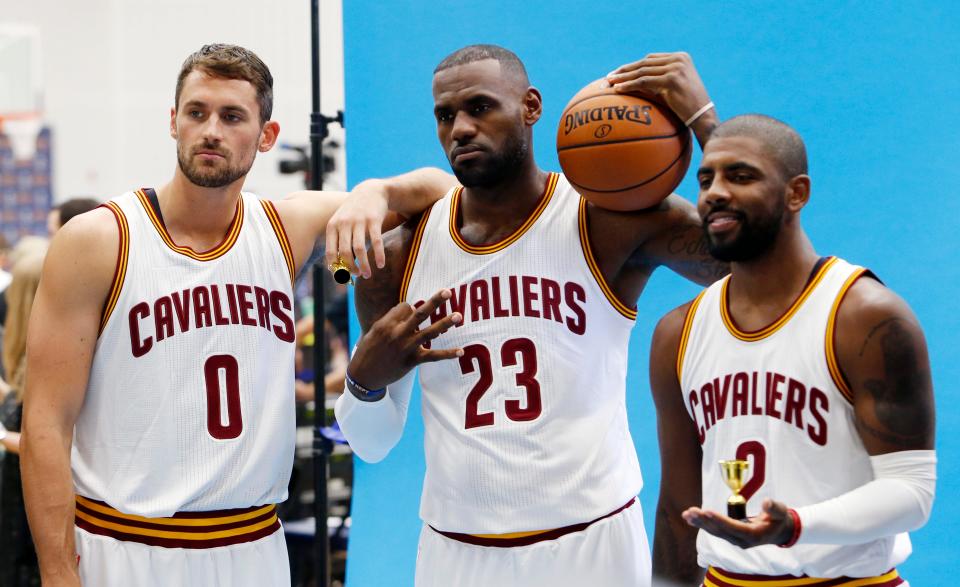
[836,276,935,453]
[649,303,705,585]
[683,275,937,548]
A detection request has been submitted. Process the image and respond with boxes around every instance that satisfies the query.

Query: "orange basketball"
[556,80,692,211]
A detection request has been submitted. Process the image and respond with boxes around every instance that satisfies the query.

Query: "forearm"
[689,108,718,150]
[371,167,454,219]
[653,504,703,585]
[21,422,80,579]
[794,450,936,545]
[334,369,414,463]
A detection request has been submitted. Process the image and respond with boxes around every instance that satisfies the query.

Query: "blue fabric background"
[342,2,959,584]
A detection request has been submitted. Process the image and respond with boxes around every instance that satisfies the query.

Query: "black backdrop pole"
[309,0,330,585]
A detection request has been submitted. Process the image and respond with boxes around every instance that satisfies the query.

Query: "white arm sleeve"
[334,369,416,463]
[795,450,936,545]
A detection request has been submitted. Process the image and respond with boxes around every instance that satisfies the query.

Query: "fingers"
[338,222,359,276]
[607,52,689,77]
[352,220,371,279]
[368,220,385,269]
[324,223,338,269]
[416,312,463,346]
[405,289,451,329]
[417,347,465,364]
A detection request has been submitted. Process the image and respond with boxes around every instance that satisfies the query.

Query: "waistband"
[74,495,281,549]
[704,567,904,587]
[430,497,635,548]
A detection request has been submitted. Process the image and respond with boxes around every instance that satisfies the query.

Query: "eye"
[225,113,243,122]
[189,110,204,119]
[473,103,491,114]
[435,111,453,123]
[697,175,712,189]
[732,172,753,183]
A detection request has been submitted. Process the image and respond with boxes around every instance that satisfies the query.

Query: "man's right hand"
[348,289,463,391]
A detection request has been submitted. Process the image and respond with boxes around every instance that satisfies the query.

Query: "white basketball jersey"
[403,173,642,534]
[677,257,912,577]
[73,189,297,517]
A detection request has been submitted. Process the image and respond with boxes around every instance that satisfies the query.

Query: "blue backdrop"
[342,2,959,584]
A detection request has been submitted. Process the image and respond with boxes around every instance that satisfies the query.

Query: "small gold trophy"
[719,459,750,520]
[328,256,354,285]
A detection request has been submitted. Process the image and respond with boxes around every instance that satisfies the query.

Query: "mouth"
[451,145,484,163]
[704,210,744,233]
[195,150,226,161]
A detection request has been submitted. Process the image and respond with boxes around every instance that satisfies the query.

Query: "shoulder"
[40,206,120,307]
[652,299,698,361]
[835,274,922,340]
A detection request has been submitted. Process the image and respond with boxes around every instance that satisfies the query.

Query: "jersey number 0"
[204,354,243,439]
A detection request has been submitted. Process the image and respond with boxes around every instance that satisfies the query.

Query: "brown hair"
[175,44,274,125]
[4,251,45,401]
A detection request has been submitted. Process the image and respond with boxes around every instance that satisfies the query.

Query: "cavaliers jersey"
[677,257,912,577]
[402,173,642,534]
[72,189,297,518]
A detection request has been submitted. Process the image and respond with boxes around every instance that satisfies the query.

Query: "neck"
[459,157,548,229]
[727,226,820,306]
[156,169,245,246]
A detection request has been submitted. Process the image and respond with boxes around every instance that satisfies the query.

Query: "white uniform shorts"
[415,498,651,587]
[76,526,289,587]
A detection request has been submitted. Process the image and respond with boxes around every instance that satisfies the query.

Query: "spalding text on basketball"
[563,105,652,135]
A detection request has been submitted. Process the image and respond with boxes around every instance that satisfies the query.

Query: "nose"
[450,111,477,143]
[701,175,731,209]
[200,114,225,143]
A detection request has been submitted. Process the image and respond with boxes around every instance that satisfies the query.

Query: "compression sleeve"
[334,369,416,463]
[793,450,936,545]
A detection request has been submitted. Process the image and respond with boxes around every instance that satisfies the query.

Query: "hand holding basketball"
[606,52,714,129]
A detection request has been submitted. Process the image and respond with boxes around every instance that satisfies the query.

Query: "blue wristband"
[345,371,387,402]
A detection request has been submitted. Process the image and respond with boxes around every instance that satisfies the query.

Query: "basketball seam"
[557,132,682,152]
[564,135,691,194]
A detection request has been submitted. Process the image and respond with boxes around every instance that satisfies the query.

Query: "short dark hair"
[175,44,274,125]
[711,114,808,179]
[434,44,529,85]
[58,197,101,227]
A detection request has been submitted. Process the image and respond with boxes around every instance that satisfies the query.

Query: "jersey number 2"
[736,440,767,502]
[460,337,542,429]
[204,354,243,439]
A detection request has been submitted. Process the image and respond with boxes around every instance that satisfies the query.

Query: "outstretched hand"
[682,499,796,549]
[324,182,391,280]
[604,52,712,127]
[348,289,464,390]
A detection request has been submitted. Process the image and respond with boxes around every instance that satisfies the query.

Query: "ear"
[258,121,280,152]
[522,86,543,126]
[169,107,178,140]
[785,174,811,212]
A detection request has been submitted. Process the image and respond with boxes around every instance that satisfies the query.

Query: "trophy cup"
[328,256,354,285]
[718,459,750,520]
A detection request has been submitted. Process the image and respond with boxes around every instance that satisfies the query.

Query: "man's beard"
[704,201,784,263]
[177,142,252,188]
[451,134,528,189]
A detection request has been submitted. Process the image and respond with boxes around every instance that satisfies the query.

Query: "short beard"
[177,142,252,189]
[451,134,528,189]
[704,203,784,263]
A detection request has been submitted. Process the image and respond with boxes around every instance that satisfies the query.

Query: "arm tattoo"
[856,318,933,448]
[665,224,729,283]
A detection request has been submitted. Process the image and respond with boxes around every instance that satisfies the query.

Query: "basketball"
[556,80,692,211]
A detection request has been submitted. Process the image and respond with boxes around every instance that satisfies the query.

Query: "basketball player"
[19,44,454,587]
[335,46,725,586]
[649,115,936,585]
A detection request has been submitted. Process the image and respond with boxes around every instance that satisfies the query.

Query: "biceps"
[851,317,935,453]
[25,288,101,427]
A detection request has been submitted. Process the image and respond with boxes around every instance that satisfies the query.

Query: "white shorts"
[415,499,651,587]
[75,526,290,587]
